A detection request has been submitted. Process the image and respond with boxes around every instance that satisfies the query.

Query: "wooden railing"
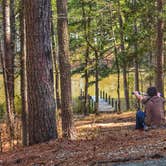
[78,89,121,113]
[78,88,139,113]
[100,90,119,112]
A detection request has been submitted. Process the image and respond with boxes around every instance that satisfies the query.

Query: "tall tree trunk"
[10,0,15,63]
[110,6,121,112]
[140,72,144,93]
[133,23,140,108]
[51,13,61,111]
[149,48,153,87]
[134,65,140,92]
[2,0,15,137]
[56,0,73,138]
[156,0,163,95]
[94,51,99,114]
[134,59,139,91]
[117,0,130,110]
[19,0,28,146]
[55,60,61,110]
[25,0,57,145]
[133,0,139,92]
[163,38,166,88]
[84,46,89,115]
[134,26,139,91]
[122,68,130,110]
[114,42,121,113]
[82,3,89,115]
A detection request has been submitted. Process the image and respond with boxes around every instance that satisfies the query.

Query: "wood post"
[91,99,94,111]
[112,98,114,107]
[105,93,107,102]
[88,97,90,112]
[115,100,118,112]
[108,96,111,104]
[103,91,105,100]
[80,89,83,97]
[100,90,102,98]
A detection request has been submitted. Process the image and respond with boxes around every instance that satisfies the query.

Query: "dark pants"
[136,109,145,129]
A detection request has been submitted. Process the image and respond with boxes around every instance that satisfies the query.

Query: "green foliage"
[72,97,94,114]
[73,97,83,114]
[1,0,166,115]
[68,0,160,79]
[71,64,85,75]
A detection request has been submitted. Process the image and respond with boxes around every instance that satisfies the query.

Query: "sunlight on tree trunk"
[2,0,15,138]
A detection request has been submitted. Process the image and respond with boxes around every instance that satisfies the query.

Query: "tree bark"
[134,25,139,92]
[84,46,89,115]
[156,0,163,95]
[2,0,15,137]
[25,0,57,145]
[110,6,121,112]
[117,0,130,110]
[149,48,153,87]
[94,51,99,114]
[56,0,73,138]
[10,0,15,62]
[82,3,89,115]
[114,42,121,113]
[55,60,61,110]
[51,13,61,111]
[19,0,28,146]
[132,0,139,92]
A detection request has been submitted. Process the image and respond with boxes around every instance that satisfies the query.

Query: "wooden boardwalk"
[91,96,115,113]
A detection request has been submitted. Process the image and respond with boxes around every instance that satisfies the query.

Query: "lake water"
[0,73,147,105]
[71,74,126,98]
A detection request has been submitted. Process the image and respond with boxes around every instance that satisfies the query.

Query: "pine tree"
[56,0,73,138]
[25,0,57,145]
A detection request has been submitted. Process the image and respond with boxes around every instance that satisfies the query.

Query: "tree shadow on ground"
[1,112,166,166]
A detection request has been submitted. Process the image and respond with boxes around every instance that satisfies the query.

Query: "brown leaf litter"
[0,112,166,166]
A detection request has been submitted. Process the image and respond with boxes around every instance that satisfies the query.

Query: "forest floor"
[0,112,166,166]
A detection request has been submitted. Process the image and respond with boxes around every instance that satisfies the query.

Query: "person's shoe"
[144,126,149,131]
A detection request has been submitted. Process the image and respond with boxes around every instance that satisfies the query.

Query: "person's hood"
[150,96,162,103]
